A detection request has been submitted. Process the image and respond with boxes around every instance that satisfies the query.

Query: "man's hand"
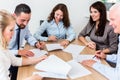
[48,35,57,41]
[35,41,45,49]
[18,49,34,57]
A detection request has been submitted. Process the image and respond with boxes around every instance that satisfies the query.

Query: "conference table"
[17,39,109,80]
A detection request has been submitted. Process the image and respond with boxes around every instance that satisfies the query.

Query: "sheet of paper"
[67,60,91,79]
[63,44,85,60]
[76,55,101,63]
[33,71,67,79]
[63,44,85,54]
[29,49,48,58]
[35,55,72,75]
[46,44,64,51]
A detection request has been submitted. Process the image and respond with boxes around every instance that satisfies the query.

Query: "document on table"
[67,60,91,79]
[46,44,64,51]
[76,55,101,63]
[63,44,85,55]
[29,49,48,58]
[34,55,71,79]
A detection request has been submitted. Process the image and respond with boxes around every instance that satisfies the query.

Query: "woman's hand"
[60,40,70,46]
[95,50,106,59]
[86,41,96,49]
[48,35,57,41]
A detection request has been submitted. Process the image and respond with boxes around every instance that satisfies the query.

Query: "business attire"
[0,50,22,80]
[92,35,120,80]
[78,22,118,54]
[8,24,37,80]
[34,20,76,42]
[8,24,38,55]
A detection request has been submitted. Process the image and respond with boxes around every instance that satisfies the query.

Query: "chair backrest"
[40,20,48,37]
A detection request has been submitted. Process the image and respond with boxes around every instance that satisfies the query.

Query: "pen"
[93,48,105,59]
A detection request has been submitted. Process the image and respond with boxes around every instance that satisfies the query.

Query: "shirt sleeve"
[8,50,18,55]
[66,25,76,42]
[107,27,118,53]
[106,54,117,63]
[24,26,37,46]
[9,53,22,66]
[0,62,10,80]
[34,21,48,41]
[92,62,120,80]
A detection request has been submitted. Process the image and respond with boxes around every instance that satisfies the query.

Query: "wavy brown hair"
[47,3,70,28]
[89,1,108,36]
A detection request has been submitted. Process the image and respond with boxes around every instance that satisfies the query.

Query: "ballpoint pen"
[93,48,105,59]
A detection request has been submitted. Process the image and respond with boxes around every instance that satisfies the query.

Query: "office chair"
[40,20,48,37]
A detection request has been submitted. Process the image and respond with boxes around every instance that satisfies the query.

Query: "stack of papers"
[34,55,71,79]
[29,49,48,58]
[46,44,64,51]
[34,55,92,79]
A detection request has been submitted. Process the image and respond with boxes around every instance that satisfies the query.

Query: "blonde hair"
[0,10,15,49]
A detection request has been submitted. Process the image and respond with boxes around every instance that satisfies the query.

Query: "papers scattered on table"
[29,49,48,58]
[63,44,85,61]
[46,44,64,51]
[35,55,71,79]
[67,60,91,79]
[76,55,101,63]
[63,44,85,54]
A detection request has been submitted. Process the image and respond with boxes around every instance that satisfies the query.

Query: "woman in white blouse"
[0,10,45,80]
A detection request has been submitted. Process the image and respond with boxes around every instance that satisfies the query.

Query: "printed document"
[46,44,64,51]
[67,60,91,79]
[29,49,48,58]
[35,55,71,79]
[76,55,101,63]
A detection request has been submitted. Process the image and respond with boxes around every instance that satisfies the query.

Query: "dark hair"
[89,1,107,36]
[48,3,70,28]
[14,3,31,15]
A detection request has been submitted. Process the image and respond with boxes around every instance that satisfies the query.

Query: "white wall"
[0,0,96,36]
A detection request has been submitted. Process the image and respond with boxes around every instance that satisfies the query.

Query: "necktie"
[17,28,21,49]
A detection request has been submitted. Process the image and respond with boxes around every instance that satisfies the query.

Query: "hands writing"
[95,50,106,59]
[35,41,45,49]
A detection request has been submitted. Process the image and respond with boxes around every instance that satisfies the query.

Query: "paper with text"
[76,55,101,63]
[67,60,91,79]
[35,55,72,76]
[46,44,64,51]
[29,49,48,58]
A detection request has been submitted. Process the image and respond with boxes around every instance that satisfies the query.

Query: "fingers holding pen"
[95,50,106,59]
